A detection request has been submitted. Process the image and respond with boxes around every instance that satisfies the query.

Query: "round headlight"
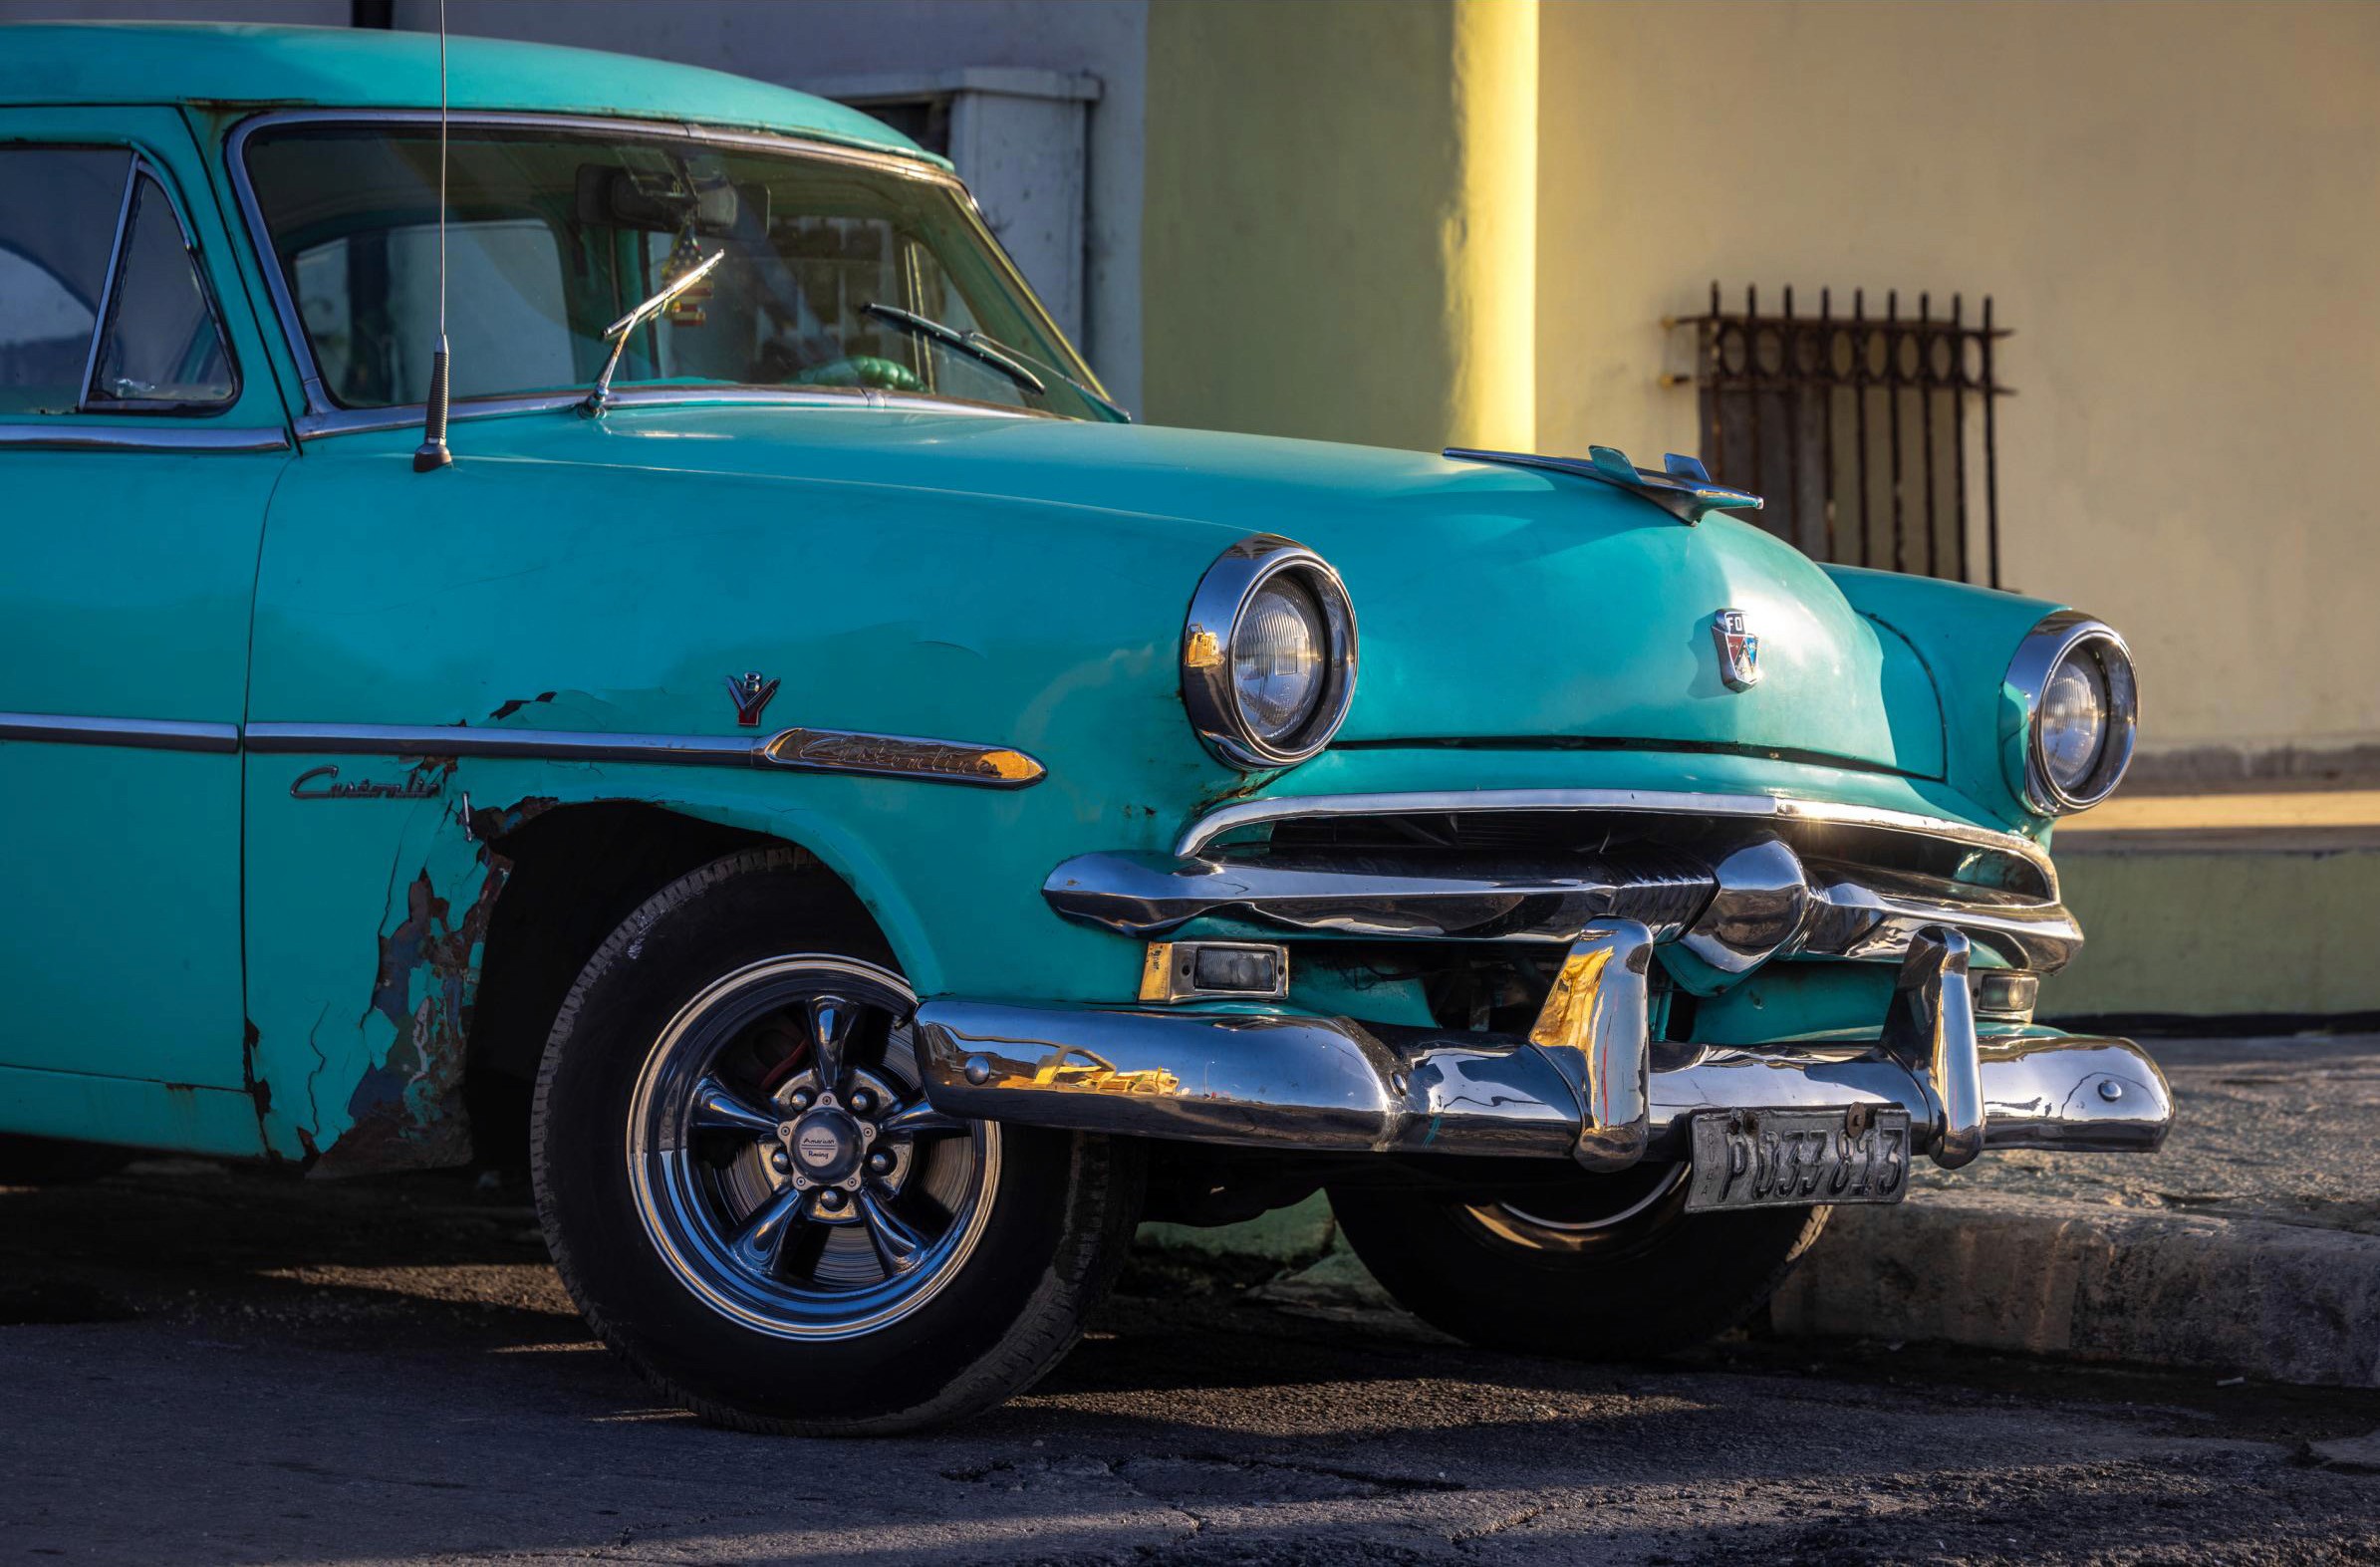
[1233,578,1328,744]
[2006,614,2137,813]
[1183,535,1357,769]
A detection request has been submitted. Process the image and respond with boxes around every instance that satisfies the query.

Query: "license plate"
[1685,1106,1912,1212]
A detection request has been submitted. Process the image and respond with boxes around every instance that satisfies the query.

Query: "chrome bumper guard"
[913,920,2172,1172]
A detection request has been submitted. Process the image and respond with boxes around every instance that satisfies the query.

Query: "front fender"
[1822,565,2068,833]
[241,421,1240,1169]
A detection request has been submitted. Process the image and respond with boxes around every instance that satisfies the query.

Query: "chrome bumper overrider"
[913,920,2173,1172]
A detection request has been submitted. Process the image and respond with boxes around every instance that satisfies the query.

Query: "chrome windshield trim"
[0,712,239,753]
[0,423,290,452]
[288,385,1036,442]
[1175,787,2056,898]
[245,721,1043,789]
[226,109,965,425]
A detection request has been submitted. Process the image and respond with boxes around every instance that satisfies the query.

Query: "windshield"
[242,123,1113,420]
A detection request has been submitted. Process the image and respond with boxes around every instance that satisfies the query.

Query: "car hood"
[497,403,1945,777]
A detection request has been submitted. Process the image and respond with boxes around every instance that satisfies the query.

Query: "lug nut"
[789,1090,814,1111]
[817,1189,846,1212]
[849,1090,875,1115]
[867,1151,895,1175]
[769,1148,792,1174]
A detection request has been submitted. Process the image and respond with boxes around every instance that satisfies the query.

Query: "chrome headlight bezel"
[2005,612,2138,814]
[1182,534,1358,770]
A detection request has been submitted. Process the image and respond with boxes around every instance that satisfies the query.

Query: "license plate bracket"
[1685,1105,1913,1212]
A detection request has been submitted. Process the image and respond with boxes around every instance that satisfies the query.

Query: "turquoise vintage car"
[0,22,2165,1434]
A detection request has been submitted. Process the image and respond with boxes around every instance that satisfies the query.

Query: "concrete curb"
[1770,1191,2380,1388]
[1143,1189,2380,1389]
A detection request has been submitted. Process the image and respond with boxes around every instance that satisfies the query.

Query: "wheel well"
[461,802,874,1170]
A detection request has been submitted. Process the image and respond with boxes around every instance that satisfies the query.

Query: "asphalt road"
[4,1162,2379,1566]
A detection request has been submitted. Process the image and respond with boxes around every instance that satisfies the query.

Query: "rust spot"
[314,854,508,1177]
[1195,770,1282,811]
[488,692,558,722]
[468,794,560,845]
[240,1018,271,1119]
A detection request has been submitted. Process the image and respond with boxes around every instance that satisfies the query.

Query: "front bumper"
[913,942,2172,1169]
[915,791,2171,1175]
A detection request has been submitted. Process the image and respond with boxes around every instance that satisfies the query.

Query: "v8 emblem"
[726,670,782,728]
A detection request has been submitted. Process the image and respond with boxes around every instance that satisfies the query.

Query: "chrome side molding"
[0,712,241,752]
[246,720,1045,788]
[0,423,290,453]
[6,712,1045,788]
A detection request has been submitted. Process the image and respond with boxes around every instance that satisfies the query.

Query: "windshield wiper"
[861,303,1046,397]
[583,249,725,416]
[863,303,1132,422]
[981,339,1134,423]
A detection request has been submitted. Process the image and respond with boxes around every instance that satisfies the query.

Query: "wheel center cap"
[784,1109,862,1181]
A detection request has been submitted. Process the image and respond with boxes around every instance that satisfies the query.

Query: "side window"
[88,170,236,408]
[0,146,128,414]
[0,146,236,416]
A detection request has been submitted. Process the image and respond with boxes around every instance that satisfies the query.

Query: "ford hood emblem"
[1712,610,1760,690]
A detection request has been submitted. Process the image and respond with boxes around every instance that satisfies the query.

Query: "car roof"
[0,21,939,165]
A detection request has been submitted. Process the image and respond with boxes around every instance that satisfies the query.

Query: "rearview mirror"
[575,165,763,236]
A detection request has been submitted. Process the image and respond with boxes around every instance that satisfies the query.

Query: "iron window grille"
[1668,283,2011,587]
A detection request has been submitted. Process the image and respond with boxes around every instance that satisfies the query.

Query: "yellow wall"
[1142,0,1535,451]
[1536,1,2380,764]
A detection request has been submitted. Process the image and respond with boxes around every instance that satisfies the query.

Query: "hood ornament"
[1443,445,1761,526]
[726,670,782,728]
[1712,610,1760,690]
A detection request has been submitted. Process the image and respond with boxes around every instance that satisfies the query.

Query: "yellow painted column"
[1447,0,1537,453]
[1142,0,1537,454]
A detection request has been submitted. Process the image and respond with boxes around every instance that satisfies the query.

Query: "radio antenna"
[411,0,453,472]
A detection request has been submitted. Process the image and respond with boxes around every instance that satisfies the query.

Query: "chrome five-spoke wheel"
[629,955,997,1338]
[534,848,1141,1435]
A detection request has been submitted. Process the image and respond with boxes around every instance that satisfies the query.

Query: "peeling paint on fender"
[312,863,505,1175]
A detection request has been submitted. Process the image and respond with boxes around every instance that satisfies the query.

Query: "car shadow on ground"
[8,1163,2380,1564]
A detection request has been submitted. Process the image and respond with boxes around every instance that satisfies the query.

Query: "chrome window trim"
[1174,787,2058,899]
[1,140,247,425]
[0,423,289,452]
[224,109,1009,426]
[78,152,248,417]
[0,712,239,752]
[2005,611,2139,814]
[1181,534,1359,770]
[247,720,1044,789]
[76,152,140,409]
